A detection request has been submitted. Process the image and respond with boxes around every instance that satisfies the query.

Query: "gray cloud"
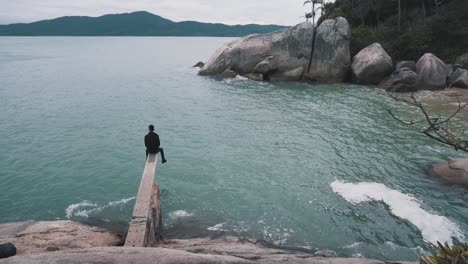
[0,0,311,25]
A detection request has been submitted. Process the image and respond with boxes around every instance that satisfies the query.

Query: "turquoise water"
[0,37,467,261]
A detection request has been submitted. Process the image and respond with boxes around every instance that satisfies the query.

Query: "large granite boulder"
[351,43,393,84]
[199,23,313,78]
[395,61,416,71]
[430,159,468,187]
[378,68,420,92]
[448,68,468,88]
[455,52,468,69]
[303,17,351,82]
[416,53,448,90]
[0,221,122,255]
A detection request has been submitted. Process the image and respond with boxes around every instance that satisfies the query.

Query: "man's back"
[145,131,160,154]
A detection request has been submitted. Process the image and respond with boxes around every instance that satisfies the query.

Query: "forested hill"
[320,0,468,63]
[0,11,286,37]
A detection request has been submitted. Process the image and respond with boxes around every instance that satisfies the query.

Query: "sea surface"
[0,37,467,261]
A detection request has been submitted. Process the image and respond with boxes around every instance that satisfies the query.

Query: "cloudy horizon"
[0,0,313,26]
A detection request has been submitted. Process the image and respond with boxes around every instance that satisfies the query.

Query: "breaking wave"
[168,210,194,219]
[330,180,464,244]
[65,197,135,219]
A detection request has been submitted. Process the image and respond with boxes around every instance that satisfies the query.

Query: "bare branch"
[387,91,468,153]
[387,110,427,125]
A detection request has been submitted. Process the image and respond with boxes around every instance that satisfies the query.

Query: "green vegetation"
[0,11,286,37]
[320,0,468,63]
[421,242,468,264]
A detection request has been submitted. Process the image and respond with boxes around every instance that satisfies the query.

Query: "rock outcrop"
[199,22,313,79]
[193,61,205,68]
[0,224,418,264]
[455,52,468,69]
[351,43,393,84]
[416,53,449,90]
[378,68,420,92]
[303,17,351,83]
[1,240,418,264]
[395,61,416,71]
[430,158,468,187]
[0,221,122,255]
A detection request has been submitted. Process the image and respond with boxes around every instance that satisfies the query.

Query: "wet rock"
[455,52,468,69]
[351,43,393,85]
[395,61,416,71]
[0,221,122,255]
[193,61,205,68]
[378,68,420,92]
[0,243,16,259]
[199,23,313,77]
[244,73,264,81]
[220,68,239,79]
[269,67,303,82]
[416,53,448,90]
[304,17,351,83]
[253,56,276,74]
[430,158,468,187]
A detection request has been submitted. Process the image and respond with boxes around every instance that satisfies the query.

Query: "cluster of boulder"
[195,17,468,92]
[377,51,468,92]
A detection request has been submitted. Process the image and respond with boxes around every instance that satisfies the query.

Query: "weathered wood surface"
[124,154,162,247]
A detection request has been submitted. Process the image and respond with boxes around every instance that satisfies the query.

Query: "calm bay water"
[0,37,467,261]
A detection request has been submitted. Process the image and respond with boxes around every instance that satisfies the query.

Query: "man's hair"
[149,125,155,131]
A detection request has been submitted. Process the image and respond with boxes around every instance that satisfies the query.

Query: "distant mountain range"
[0,11,286,37]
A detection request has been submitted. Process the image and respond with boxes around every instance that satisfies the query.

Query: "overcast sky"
[0,0,312,26]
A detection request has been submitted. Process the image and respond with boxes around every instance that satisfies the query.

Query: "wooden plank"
[154,184,162,243]
[124,154,158,247]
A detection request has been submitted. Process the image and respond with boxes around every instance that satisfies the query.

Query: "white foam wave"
[65,201,97,218]
[223,75,248,84]
[169,210,193,219]
[314,249,338,257]
[108,197,135,206]
[207,223,227,231]
[330,180,465,244]
[343,242,363,249]
[262,227,291,246]
[65,197,135,219]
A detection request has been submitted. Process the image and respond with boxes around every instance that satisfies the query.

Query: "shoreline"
[0,220,418,264]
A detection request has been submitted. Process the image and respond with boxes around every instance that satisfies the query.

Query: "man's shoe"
[162,159,167,164]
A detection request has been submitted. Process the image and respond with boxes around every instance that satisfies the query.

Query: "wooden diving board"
[124,153,162,247]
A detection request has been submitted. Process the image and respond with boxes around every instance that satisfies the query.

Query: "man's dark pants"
[146,147,166,161]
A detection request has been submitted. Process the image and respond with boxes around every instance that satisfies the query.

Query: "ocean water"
[0,37,467,261]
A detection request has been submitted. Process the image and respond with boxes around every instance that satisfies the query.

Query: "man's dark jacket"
[145,131,160,154]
